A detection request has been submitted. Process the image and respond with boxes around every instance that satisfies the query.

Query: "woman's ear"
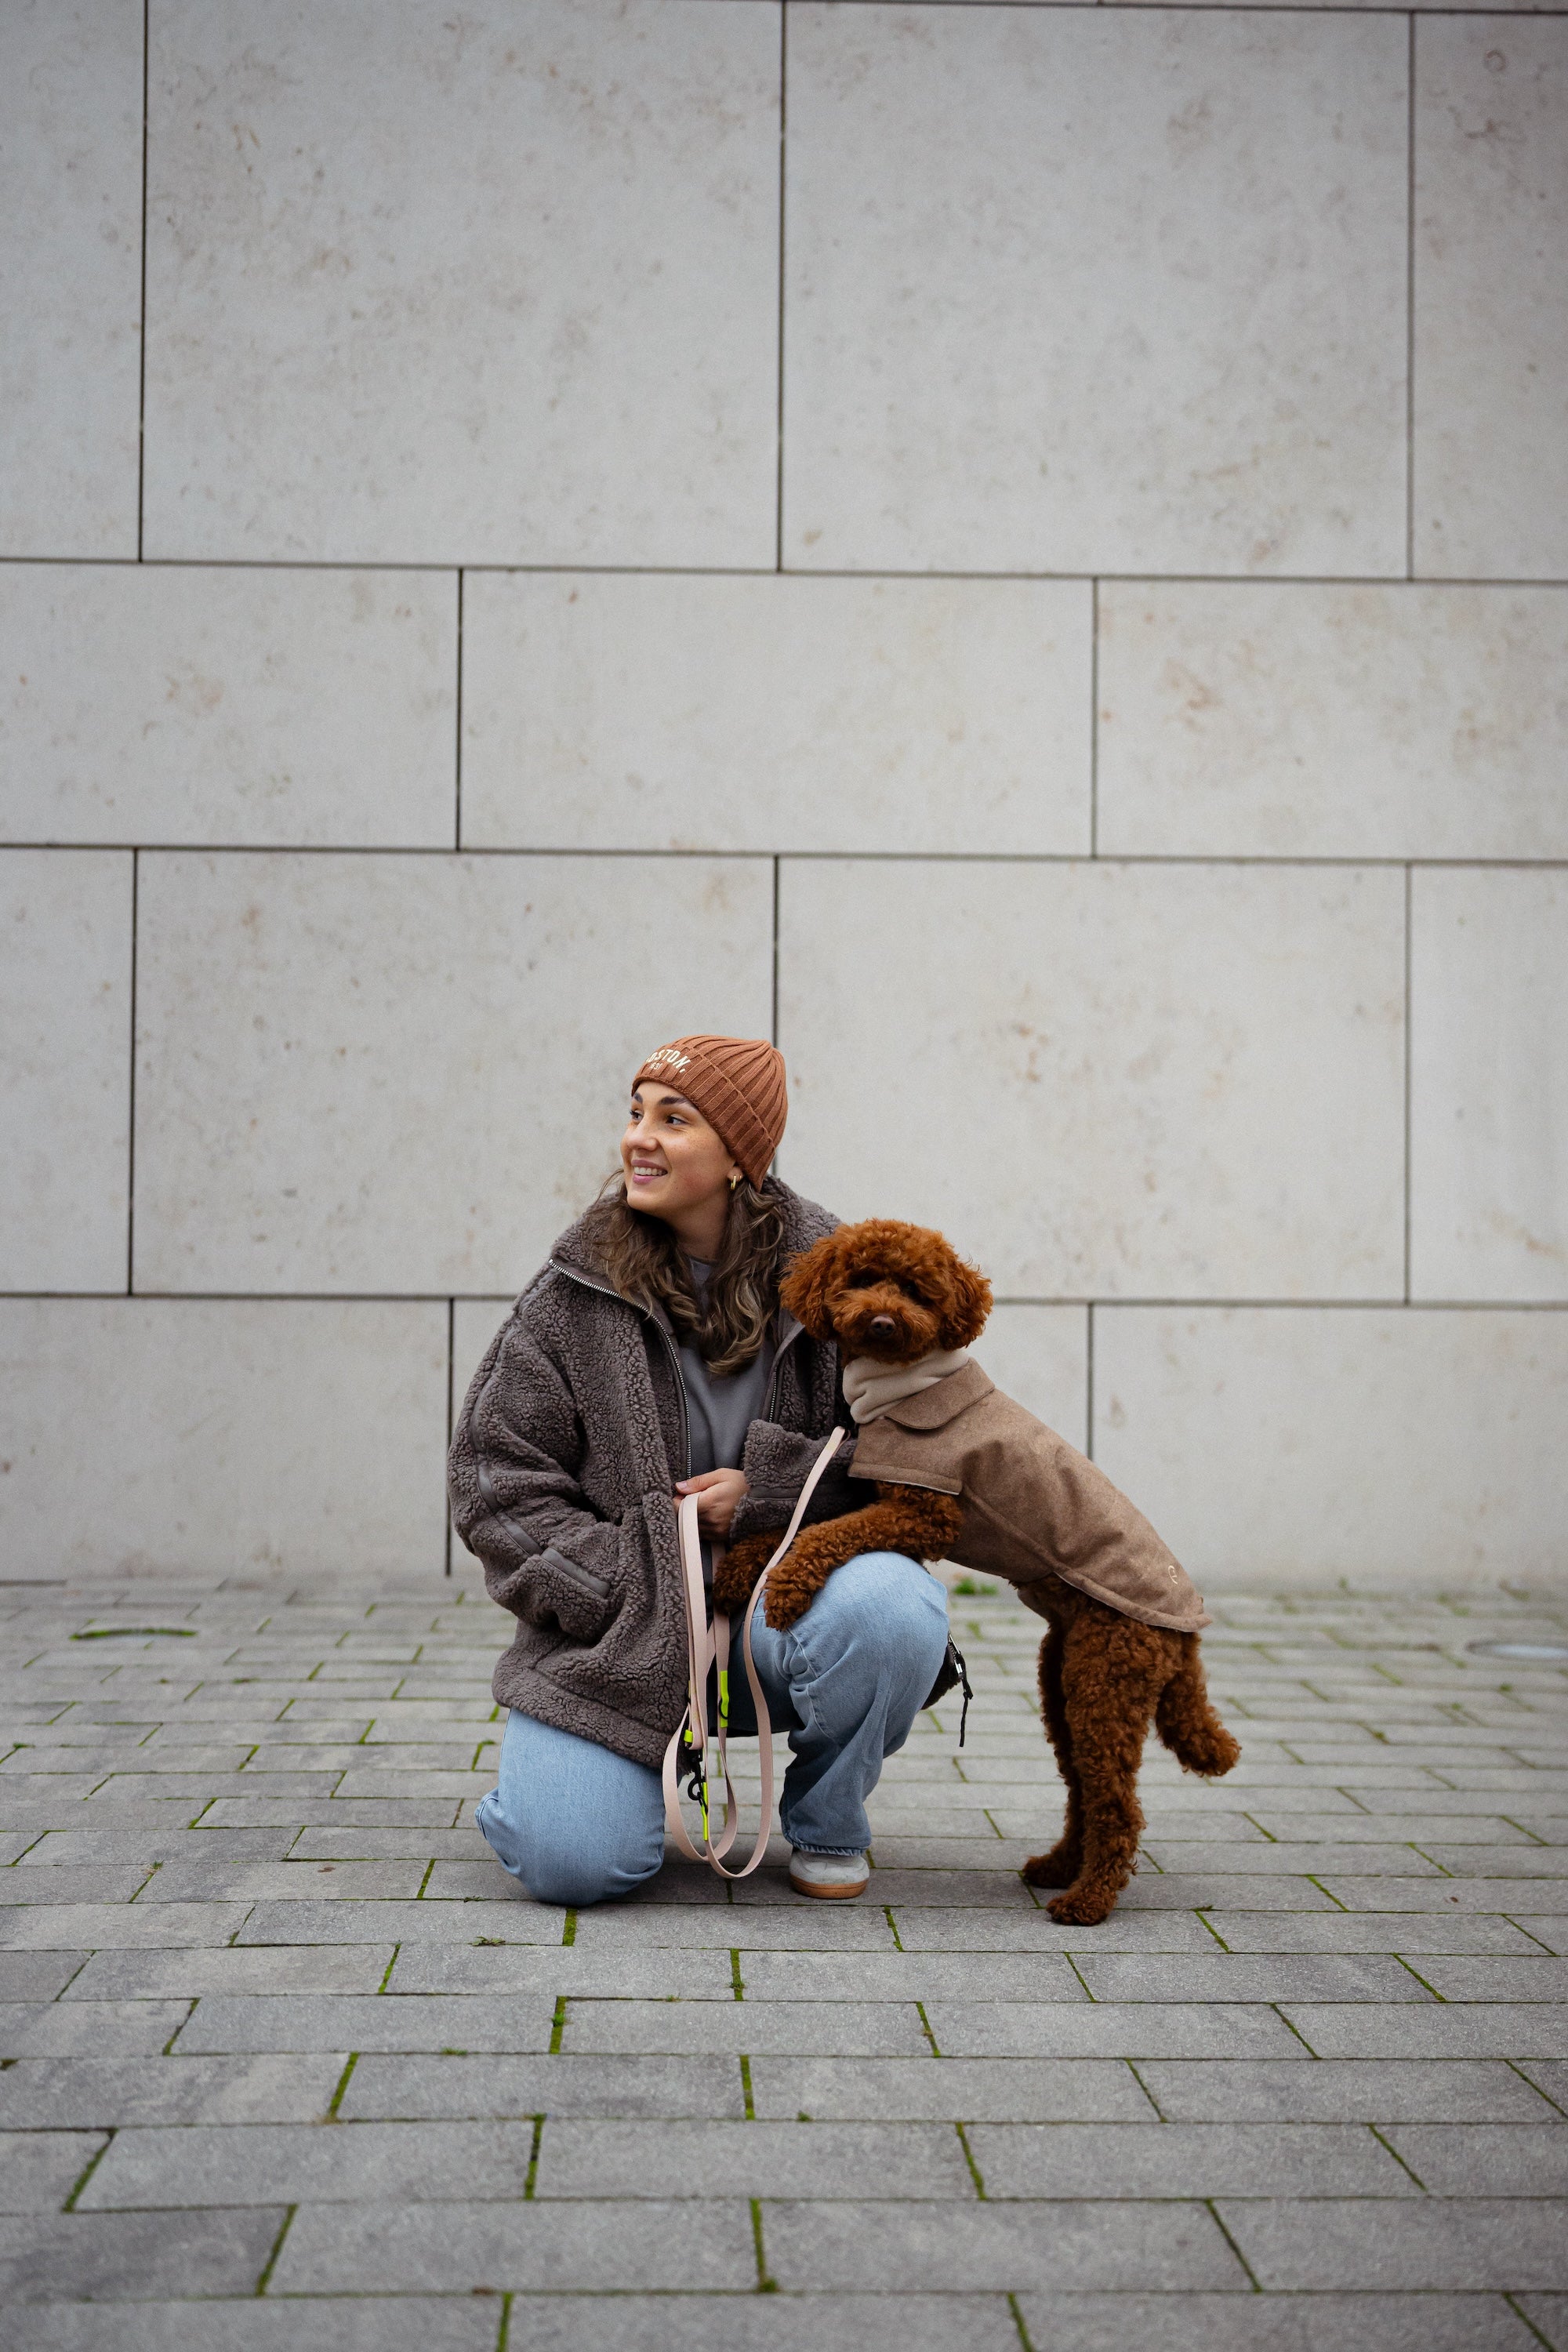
[938,1254,993,1351]
[779,1232,844,1341]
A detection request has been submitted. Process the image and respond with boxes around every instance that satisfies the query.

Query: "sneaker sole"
[788,1872,870,1901]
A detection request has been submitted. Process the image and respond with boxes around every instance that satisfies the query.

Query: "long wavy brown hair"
[581,1177,787,1377]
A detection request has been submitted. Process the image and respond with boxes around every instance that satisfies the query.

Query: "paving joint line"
[254,2204,296,2296]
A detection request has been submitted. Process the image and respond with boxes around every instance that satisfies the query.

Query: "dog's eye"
[844,1271,880,1290]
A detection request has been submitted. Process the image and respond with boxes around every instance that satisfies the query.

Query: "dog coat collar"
[841,1347,971,1425]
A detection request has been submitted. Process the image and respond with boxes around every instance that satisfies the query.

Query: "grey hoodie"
[448,1181,855,1767]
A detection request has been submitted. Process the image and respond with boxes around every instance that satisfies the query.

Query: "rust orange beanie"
[631,1034,788,1186]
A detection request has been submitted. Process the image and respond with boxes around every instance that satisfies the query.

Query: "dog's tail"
[1155,1637,1241,1778]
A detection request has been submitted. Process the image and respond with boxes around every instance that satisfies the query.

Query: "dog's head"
[781,1218,993,1365]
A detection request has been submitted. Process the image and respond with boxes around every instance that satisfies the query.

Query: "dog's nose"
[867,1315,896,1336]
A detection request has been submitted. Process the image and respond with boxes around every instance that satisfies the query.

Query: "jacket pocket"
[528,1546,615,1642]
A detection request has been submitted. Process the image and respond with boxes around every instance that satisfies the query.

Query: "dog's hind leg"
[1021,1626,1083,1892]
[1155,1637,1242,1778]
[1044,1621,1169,1926]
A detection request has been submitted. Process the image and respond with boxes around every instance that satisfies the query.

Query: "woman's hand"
[674,1467,749,1538]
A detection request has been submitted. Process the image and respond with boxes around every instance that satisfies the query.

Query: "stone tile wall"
[2,2,1563,1578]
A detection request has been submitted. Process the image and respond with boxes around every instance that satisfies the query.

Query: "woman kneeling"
[448,1035,949,1906]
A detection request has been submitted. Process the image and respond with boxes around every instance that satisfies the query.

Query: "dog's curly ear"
[939,1254,993,1350]
[780,1231,844,1341]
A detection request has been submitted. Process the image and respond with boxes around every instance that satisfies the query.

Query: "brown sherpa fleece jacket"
[448,1181,855,1767]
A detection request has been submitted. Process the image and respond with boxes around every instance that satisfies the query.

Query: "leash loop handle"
[662,1427,844,1878]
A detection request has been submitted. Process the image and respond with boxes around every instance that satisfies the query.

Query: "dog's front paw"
[1044,1886,1119,1926]
[1020,1844,1081,1890]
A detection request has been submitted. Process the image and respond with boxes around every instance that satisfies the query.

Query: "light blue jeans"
[475,1551,949,1907]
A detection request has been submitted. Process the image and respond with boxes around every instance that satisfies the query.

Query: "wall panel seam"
[16,846,1561,869]
[453,571,464,853]
[1403,861,1414,1302]
[5,1293,1563,1311]
[136,0,149,563]
[1406,10,1417,584]
[1089,577,1099,858]
[775,2,787,575]
[3,558,1568,586]
[126,848,139,1298]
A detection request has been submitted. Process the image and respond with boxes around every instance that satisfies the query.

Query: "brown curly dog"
[717,1218,1240,1925]
[713,1218,981,1628]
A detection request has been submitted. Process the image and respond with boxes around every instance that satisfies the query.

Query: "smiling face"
[781,1219,993,1365]
[620,1083,739,1232]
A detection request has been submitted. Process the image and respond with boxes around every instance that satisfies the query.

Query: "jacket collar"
[870,1356,994,1430]
[547,1177,834,1346]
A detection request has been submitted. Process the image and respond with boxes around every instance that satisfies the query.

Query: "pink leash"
[662,1428,844,1878]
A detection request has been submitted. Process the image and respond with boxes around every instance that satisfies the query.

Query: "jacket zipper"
[550,1258,691,1482]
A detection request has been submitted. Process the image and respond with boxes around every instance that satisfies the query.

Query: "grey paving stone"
[1074,1954,1432,2003]
[1217,2196,1568,2292]
[423,2293,1022,2352]
[922,2002,1311,2061]
[1408,1957,1568,2001]
[79,2117,539,2209]
[172,1993,556,2054]
[1139,1842,1446,1877]
[1011,2288,1539,2350]
[199,1798,460,1829]
[762,2195,1248,2291]
[236,1898,560,1944]
[288,1828,485,1862]
[1356,1788,1568,1817]
[1108,1874,1339,1911]
[862,1836,1043,1871]
[1037,1808,1274,1843]
[750,2056,1158,2122]
[340,2053,746,2121]
[0,1951,87,1999]
[270,2195,756,2293]
[60,1944,391,1999]
[1283,2003,1568,2060]
[1204,1912,1546,1955]
[0,2129,106,2212]
[1417,1849,1568,1878]
[572,1904,895,1951]
[0,1903,253,1950]
[0,2204,283,2302]
[736,1950,1087,2003]
[1140,2057,1563,2122]
[0,2002,191,2060]
[0,2054,345,2128]
[1249,1814,1537,1845]
[890,1908,1223,1952]
[1321,1877,1568,1914]
[967,2119,1415,2198]
[778,1869,1036,1909]
[385,1945,732,1997]
[17,1830,296,1867]
[1384,2124,1568,2194]
[0,1868,150,1905]
[141,1858,429,1901]
[1523,1918,1568,1956]
[561,1999,929,2058]
[535,2117,972,2199]
[5,2298,500,2351]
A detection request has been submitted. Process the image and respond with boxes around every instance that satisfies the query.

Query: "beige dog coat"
[848,1358,1210,1634]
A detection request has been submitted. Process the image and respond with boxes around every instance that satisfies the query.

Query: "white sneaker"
[789,1848,870,1900]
